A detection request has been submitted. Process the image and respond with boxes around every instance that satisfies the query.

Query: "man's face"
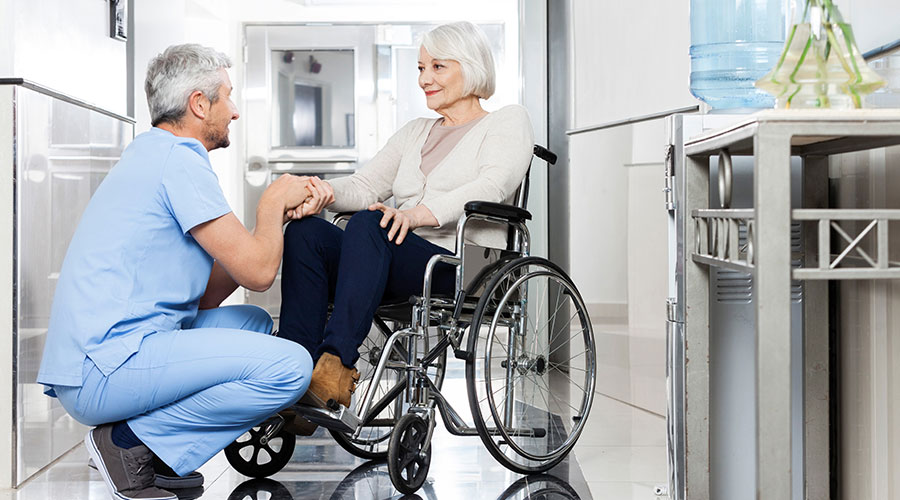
[203,68,239,151]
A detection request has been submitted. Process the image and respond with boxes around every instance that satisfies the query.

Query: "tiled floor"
[2,330,667,500]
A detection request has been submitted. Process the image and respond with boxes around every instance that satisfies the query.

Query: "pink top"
[419,115,487,177]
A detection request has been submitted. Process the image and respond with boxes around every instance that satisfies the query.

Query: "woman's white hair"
[421,22,496,100]
[145,44,232,126]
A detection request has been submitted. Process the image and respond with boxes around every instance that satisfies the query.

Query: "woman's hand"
[368,203,437,244]
[285,177,335,221]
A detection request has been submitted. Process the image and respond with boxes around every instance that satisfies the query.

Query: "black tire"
[465,256,596,474]
[224,420,296,478]
[387,413,432,495]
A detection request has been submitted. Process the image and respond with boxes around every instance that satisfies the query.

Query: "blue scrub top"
[37,127,232,390]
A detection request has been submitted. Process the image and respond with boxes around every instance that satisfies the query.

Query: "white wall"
[571,0,694,128]
[568,0,693,313]
[844,0,900,53]
[0,0,128,115]
[566,0,693,414]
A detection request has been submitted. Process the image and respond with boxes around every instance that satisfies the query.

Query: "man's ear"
[187,90,208,120]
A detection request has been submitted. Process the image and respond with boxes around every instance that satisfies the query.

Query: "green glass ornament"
[755,0,885,108]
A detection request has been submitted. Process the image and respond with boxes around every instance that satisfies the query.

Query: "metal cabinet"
[0,79,133,486]
[677,110,900,499]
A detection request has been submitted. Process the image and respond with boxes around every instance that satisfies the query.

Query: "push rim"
[466,257,596,473]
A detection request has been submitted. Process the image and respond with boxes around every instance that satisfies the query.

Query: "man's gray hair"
[145,44,232,127]
[421,22,496,100]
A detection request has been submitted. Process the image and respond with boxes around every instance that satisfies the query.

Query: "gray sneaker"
[88,456,204,489]
[151,455,204,490]
[85,424,177,500]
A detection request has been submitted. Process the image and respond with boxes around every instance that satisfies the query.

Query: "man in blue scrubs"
[36,44,330,500]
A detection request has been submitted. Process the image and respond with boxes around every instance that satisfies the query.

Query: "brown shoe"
[302,352,360,408]
[278,409,318,436]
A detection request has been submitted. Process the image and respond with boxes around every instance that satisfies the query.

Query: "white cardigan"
[329,104,534,250]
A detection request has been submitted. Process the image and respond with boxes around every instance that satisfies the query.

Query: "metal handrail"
[0,78,135,124]
[864,38,900,61]
[565,105,700,136]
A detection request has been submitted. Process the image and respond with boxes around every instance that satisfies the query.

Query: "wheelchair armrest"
[464,201,531,223]
[331,211,356,226]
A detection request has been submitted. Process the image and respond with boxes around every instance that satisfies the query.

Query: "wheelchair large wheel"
[331,318,447,459]
[387,412,432,495]
[466,256,596,474]
[225,418,296,478]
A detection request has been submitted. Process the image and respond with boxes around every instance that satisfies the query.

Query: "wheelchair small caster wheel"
[388,413,431,494]
[224,419,296,478]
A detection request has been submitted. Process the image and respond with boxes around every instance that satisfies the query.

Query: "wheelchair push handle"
[533,145,557,165]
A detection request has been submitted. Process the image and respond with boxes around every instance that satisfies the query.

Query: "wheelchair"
[224,145,597,494]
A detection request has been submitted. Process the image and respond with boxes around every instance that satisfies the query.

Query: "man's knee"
[272,341,314,400]
[239,304,273,334]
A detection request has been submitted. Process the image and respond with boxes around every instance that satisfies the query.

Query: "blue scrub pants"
[278,210,455,367]
[54,304,312,476]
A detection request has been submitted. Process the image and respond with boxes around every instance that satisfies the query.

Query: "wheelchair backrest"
[513,145,558,211]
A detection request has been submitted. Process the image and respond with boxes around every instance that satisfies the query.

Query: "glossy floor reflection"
[3,329,667,500]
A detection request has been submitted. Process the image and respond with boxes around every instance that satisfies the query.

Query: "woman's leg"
[55,305,312,476]
[318,210,456,367]
[278,217,343,356]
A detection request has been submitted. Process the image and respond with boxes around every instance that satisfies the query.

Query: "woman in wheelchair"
[276,21,534,431]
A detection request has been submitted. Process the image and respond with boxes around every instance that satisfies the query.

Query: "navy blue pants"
[278,210,455,367]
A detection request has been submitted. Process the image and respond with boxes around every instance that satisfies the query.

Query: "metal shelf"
[681,110,900,500]
[690,207,900,280]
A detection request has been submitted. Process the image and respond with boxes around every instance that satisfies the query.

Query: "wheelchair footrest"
[292,403,361,434]
[485,426,547,438]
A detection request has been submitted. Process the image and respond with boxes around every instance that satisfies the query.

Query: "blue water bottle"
[690,0,788,111]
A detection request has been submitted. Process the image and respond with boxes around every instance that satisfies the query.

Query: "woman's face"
[418,46,466,113]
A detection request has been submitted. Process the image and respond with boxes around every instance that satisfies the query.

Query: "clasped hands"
[275,174,433,245]
[283,176,334,222]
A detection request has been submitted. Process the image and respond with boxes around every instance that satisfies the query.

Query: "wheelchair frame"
[224,146,597,494]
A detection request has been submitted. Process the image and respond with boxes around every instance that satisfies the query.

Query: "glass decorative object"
[755,0,885,109]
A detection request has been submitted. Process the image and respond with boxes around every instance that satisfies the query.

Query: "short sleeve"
[160,144,233,234]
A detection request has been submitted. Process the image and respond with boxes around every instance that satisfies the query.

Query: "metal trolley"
[224,146,597,494]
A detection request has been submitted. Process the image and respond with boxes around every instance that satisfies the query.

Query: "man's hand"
[368,203,437,245]
[286,177,334,220]
[265,175,311,222]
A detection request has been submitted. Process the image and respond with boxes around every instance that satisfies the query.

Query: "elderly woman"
[278,21,534,420]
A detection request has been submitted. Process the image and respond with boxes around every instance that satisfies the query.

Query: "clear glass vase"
[755,0,885,108]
